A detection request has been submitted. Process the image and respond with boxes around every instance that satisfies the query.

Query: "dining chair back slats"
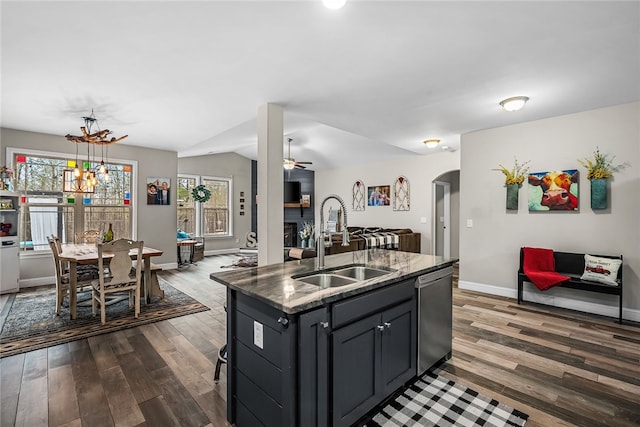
[47,235,98,315]
[92,238,144,324]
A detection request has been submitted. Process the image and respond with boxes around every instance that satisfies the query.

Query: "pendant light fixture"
[65,109,126,191]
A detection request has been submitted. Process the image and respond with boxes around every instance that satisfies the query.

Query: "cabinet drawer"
[236,310,283,368]
[236,340,283,404]
[236,369,282,427]
[332,279,414,329]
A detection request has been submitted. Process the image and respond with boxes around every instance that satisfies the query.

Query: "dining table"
[57,243,164,319]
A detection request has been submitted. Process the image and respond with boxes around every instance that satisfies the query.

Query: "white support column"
[257,103,284,266]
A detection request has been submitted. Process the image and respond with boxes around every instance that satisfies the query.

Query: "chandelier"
[64,110,127,192]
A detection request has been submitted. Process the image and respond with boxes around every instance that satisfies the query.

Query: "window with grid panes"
[10,149,134,251]
[177,176,197,235]
[202,177,232,236]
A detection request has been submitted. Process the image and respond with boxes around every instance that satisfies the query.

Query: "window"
[202,177,232,236]
[177,176,197,234]
[178,174,232,237]
[9,148,135,251]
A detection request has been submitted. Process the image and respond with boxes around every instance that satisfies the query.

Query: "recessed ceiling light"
[499,96,529,112]
[323,0,347,10]
[423,139,440,148]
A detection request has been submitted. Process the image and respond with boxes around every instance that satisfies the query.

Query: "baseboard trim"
[19,276,55,289]
[458,280,640,323]
[205,248,240,256]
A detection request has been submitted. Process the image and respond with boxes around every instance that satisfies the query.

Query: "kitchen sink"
[293,265,397,287]
[295,273,358,288]
[332,266,396,281]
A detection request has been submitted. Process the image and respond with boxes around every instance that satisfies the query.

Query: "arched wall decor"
[353,179,365,211]
[393,176,410,211]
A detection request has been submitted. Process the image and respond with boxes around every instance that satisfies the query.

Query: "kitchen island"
[210,249,458,427]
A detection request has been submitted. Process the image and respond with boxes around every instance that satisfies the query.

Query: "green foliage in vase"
[578,147,625,180]
[493,157,530,185]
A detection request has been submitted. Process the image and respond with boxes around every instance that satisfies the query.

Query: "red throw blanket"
[523,247,570,290]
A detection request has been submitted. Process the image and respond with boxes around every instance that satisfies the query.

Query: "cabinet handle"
[377,325,385,332]
[320,321,329,329]
[277,317,289,328]
[384,322,391,329]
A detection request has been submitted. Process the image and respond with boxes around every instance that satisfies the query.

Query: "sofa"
[288,227,421,260]
[326,226,421,255]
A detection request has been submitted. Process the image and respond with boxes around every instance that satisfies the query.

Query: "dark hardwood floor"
[1,255,638,427]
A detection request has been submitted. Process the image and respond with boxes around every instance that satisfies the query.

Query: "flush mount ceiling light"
[423,139,440,148]
[499,96,529,112]
[323,0,347,10]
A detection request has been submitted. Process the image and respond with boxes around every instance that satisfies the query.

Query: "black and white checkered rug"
[363,371,528,427]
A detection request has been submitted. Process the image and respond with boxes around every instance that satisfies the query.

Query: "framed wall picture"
[528,170,579,211]
[147,177,171,205]
[367,185,390,206]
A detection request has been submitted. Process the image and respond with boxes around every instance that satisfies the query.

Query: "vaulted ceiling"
[2,1,639,171]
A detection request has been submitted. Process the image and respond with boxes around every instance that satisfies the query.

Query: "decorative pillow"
[580,254,622,286]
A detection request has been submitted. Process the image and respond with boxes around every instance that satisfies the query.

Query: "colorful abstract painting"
[528,169,579,211]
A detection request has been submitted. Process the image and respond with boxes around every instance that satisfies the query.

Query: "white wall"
[1,127,179,284]
[459,102,640,320]
[315,151,461,254]
[178,153,252,253]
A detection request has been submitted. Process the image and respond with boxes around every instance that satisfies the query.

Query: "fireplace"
[284,222,297,247]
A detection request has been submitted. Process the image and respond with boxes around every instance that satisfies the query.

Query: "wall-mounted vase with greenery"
[590,178,607,209]
[494,158,530,211]
[578,147,624,210]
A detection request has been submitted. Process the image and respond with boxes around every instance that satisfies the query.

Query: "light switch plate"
[466,219,473,228]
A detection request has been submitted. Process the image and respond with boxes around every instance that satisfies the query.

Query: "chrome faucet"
[317,194,349,270]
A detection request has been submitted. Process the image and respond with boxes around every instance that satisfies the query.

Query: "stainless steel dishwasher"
[415,266,453,375]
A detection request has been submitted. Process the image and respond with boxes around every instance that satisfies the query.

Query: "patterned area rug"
[0,278,209,358]
[220,255,258,268]
[363,370,528,427]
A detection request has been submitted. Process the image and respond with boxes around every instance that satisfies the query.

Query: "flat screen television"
[284,181,301,203]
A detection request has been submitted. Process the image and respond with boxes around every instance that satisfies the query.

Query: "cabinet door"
[299,307,329,427]
[332,313,381,427]
[380,299,416,395]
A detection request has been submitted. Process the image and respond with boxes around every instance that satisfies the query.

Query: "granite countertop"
[210,249,458,314]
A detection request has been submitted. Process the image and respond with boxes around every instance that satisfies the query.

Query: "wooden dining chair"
[47,235,98,315]
[92,238,144,324]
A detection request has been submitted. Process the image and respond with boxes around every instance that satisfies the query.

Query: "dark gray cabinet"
[299,307,330,427]
[227,279,416,427]
[332,299,416,427]
[227,289,297,427]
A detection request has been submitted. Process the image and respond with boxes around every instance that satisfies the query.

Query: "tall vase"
[590,178,607,210]
[506,184,519,210]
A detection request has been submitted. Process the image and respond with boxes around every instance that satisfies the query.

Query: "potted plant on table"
[493,157,530,210]
[578,147,624,210]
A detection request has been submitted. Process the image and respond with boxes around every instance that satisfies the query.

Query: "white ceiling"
[2,1,639,171]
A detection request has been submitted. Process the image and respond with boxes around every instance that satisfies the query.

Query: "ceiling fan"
[284,138,313,170]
